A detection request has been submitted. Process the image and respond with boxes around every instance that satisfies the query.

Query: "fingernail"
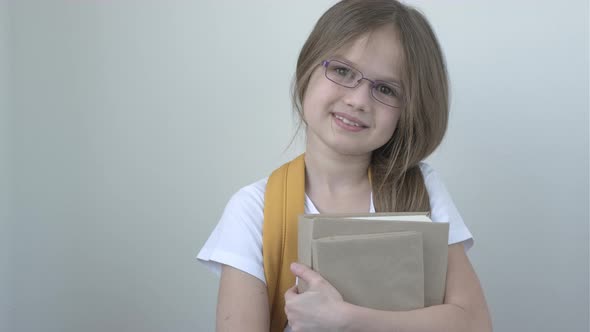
[290,262,300,272]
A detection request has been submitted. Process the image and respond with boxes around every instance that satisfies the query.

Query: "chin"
[328,142,374,157]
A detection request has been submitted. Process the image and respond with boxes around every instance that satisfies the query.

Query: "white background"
[1,0,588,331]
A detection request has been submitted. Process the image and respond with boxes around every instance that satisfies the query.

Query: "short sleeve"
[196,179,268,284]
[419,163,474,251]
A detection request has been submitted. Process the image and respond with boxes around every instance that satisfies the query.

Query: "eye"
[333,66,351,77]
[376,84,399,97]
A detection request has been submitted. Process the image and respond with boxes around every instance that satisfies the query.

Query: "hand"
[284,262,346,332]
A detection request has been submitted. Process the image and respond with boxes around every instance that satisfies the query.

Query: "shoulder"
[417,161,436,182]
[224,177,268,217]
[417,161,454,214]
[217,177,269,247]
[417,162,450,202]
[197,177,270,284]
[417,162,474,249]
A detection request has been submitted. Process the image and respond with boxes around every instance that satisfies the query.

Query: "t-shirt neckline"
[304,192,375,214]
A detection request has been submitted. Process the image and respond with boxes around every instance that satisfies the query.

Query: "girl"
[198,0,492,331]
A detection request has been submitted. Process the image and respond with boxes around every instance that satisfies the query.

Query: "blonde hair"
[292,0,449,212]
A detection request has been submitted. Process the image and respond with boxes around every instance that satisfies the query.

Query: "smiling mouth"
[333,114,368,128]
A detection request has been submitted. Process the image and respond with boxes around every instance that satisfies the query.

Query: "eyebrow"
[331,55,402,85]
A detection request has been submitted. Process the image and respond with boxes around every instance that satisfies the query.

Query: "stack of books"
[297,212,449,310]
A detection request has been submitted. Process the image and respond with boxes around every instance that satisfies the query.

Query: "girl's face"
[302,25,403,158]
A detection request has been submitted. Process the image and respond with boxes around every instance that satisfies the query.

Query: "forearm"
[339,302,489,332]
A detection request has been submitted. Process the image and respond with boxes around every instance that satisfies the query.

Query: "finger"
[284,285,298,301]
[290,262,323,285]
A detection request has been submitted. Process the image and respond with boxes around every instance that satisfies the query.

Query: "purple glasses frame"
[321,59,403,108]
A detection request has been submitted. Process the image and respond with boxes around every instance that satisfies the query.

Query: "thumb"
[290,262,321,285]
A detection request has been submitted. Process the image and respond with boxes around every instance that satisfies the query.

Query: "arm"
[216,264,270,332]
[340,243,492,332]
[286,242,492,332]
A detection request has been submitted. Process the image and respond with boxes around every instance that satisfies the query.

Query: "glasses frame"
[321,59,403,108]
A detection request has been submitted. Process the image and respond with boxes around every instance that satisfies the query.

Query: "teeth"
[335,115,362,127]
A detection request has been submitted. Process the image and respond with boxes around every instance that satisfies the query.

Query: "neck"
[304,146,371,196]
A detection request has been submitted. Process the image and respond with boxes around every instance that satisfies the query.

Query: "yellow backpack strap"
[263,154,305,332]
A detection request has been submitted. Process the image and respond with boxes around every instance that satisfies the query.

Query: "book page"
[343,215,431,222]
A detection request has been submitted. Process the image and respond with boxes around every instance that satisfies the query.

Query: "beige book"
[312,231,424,311]
[297,212,449,308]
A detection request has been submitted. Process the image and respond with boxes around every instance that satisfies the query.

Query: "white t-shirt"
[197,162,473,331]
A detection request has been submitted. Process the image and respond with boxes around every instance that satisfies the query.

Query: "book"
[312,231,425,310]
[297,212,449,310]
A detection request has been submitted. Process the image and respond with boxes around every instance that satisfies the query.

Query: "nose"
[342,78,374,112]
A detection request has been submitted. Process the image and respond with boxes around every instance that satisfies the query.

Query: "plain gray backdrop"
[1,0,589,331]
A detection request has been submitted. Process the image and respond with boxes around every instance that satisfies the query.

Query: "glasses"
[321,60,404,108]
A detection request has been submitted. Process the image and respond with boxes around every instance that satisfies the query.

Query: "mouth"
[332,112,369,128]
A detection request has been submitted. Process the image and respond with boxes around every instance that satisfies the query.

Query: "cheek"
[379,111,401,137]
[303,70,338,105]
[301,76,321,118]
[301,95,316,122]
[372,111,402,149]
[302,84,334,120]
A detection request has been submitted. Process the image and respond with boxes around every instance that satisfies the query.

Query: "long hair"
[292,0,449,212]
